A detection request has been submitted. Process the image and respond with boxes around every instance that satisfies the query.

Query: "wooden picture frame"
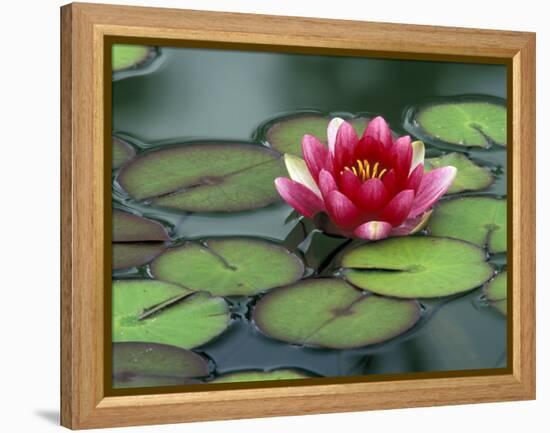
[60,2,536,429]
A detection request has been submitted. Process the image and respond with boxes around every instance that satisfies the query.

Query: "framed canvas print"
[60,2,536,429]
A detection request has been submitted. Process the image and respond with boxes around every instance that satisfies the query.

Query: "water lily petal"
[334,121,359,169]
[356,178,389,212]
[354,221,393,240]
[379,189,415,226]
[318,169,338,200]
[327,117,345,156]
[338,169,362,199]
[302,134,330,181]
[390,210,433,236]
[406,163,424,192]
[364,116,392,148]
[382,168,397,196]
[275,177,325,218]
[284,154,322,198]
[326,190,363,230]
[393,135,413,179]
[410,140,425,173]
[409,166,457,218]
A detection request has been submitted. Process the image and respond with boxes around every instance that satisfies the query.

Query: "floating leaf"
[484,271,507,301]
[425,152,493,194]
[211,369,311,384]
[253,279,420,349]
[414,101,506,148]
[112,243,166,270]
[483,271,507,316]
[151,238,304,296]
[112,137,136,169]
[429,197,507,253]
[263,114,370,156]
[112,44,152,72]
[341,237,494,298]
[492,299,507,315]
[112,210,169,242]
[113,342,209,388]
[113,280,230,349]
[118,143,285,212]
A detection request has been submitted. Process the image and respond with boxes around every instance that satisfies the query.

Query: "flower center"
[342,159,387,182]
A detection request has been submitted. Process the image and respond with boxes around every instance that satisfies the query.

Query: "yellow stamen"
[342,159,387,182]
[372,162,379,179]
[364,160,370,179]
[357,160,365,181]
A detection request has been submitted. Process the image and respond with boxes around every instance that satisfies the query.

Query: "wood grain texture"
[60,2,536,429]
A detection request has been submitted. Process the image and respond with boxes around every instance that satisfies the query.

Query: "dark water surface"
[112,47,507,383]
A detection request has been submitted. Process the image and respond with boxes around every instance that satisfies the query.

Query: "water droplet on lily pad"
[425,152,493,194]
[151,238,304,296]
[113,342,209,388]
[253,279,420,349]
[483,271,507,315]
[341,237,494,298]
[407,99,506,148]
[428,196,507,253]
[112,137,136,169]
[210,369,312,383]
[113,280,230,349]
[260,113,371,156]
[112,44,153,72]
[118,142,286,212]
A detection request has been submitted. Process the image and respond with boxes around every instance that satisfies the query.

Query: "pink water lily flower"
[274,116,457,240]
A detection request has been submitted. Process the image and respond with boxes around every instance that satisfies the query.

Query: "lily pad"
[113,342,209,388]
[341,237,494,298]
[118,142,285,212]
[253,279,420,349]
[428,197,507,253]
[112,280,230,349]
[112,210,169,242]
[414,101,506,148]
[210,369,311,384]
[112,44,152,72]
[112,137,136,169]
[263,114,370,156]
[492,299,508,315]
[151,238,304,296]
[112,243,166,270]
[425,152,493,194]
[483,271,507,316]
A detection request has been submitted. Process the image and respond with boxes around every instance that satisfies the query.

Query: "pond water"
[112,46,507,387]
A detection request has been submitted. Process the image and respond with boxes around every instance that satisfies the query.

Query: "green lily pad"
[492,299,508,315]
[263,114,370,156]
[415,101,506,148]
[151,238,304,296]
[428,197,507,253]
[112,210,169,242]
[113,342,209,388]
[253,279,420,349]
[483,271,507,316]
[112,44,152,72]
[211,369,311,384]
[484,271,507,301]
[112,280,230,349]
[341,237,494,298]
[112,137,136,169]
[112,243,166,270]
[425,152,493,194]
[118,142,285,212]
